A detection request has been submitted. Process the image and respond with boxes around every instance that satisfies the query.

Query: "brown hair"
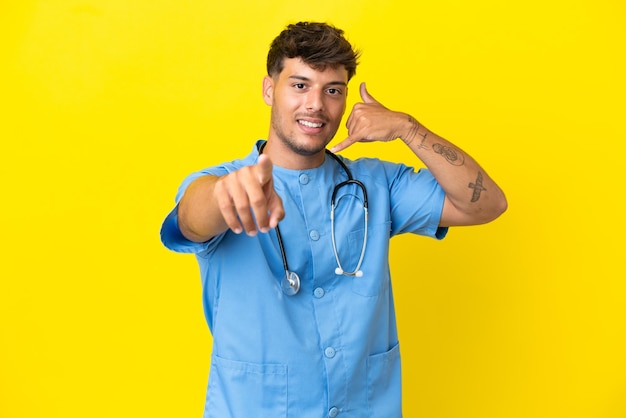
[267,22,360,80]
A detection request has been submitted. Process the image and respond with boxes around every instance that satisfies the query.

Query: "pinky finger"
[330,137,355,153]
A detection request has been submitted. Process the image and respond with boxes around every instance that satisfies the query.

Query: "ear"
[262,76,274,106]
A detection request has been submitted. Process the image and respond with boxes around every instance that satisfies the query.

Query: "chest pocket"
[349,221,392,297]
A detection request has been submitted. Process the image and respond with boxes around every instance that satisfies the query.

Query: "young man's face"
[263,57,349,160]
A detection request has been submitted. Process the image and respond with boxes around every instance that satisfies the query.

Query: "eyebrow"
[288,75,347,87]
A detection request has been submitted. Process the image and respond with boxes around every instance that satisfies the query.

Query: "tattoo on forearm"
[416,131,429,150]
[468,172,487,202]
[404,115,420,146]
[432,143,465,166]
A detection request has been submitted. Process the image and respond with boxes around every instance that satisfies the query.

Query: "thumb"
[256,154,274,185]
[360,82,379,104]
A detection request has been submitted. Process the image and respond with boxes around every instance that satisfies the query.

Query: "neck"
[261,139,326,170]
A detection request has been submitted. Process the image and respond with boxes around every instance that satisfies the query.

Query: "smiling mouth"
[298,120,325,128]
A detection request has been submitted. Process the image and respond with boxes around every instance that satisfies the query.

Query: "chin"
[285,135,331,156]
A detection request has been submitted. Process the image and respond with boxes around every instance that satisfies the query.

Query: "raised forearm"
[402,116,507,226]
[331,82,506,226]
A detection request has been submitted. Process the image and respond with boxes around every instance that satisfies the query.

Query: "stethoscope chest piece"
[281,271,301,296]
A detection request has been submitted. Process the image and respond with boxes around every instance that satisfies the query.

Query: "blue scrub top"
[161,141,447,418]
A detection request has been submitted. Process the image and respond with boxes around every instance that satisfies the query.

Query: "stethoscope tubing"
[331,179,368,277]
[258,142,368,295]
[275,223,300,295]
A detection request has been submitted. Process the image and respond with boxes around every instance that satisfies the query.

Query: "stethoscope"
[258,142,368,296]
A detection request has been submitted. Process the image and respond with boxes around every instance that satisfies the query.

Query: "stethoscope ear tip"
[335,267,344,275]
[355,270,363,278]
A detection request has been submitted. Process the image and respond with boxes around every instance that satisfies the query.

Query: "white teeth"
[299,120,323,128]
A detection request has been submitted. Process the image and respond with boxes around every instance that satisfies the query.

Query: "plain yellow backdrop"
[1,0,625,417]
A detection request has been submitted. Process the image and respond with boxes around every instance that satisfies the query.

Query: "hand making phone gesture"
[332,82,418,153]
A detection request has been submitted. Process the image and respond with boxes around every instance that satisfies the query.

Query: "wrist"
[400,114,421,146]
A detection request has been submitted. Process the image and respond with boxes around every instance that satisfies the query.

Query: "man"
[161,21,506,418]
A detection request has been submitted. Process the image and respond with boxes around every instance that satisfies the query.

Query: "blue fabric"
[161,140,448,418]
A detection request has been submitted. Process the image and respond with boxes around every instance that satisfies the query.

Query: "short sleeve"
[387,165,448,239]
[159,167,230,254]
[160,203,212,254]
[159,143,261,255]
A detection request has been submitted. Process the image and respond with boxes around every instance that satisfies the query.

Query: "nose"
[305,89,324,112]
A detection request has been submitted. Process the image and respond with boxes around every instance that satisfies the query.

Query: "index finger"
[255,154,274,185]
[248,155,277,233]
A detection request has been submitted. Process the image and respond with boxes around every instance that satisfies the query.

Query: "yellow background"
[1,0,625,417]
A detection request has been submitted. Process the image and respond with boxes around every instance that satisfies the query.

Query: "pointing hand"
[214,154,285,236]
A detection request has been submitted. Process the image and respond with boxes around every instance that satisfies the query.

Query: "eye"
[327,88,343,96]
[293,83,306,89]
